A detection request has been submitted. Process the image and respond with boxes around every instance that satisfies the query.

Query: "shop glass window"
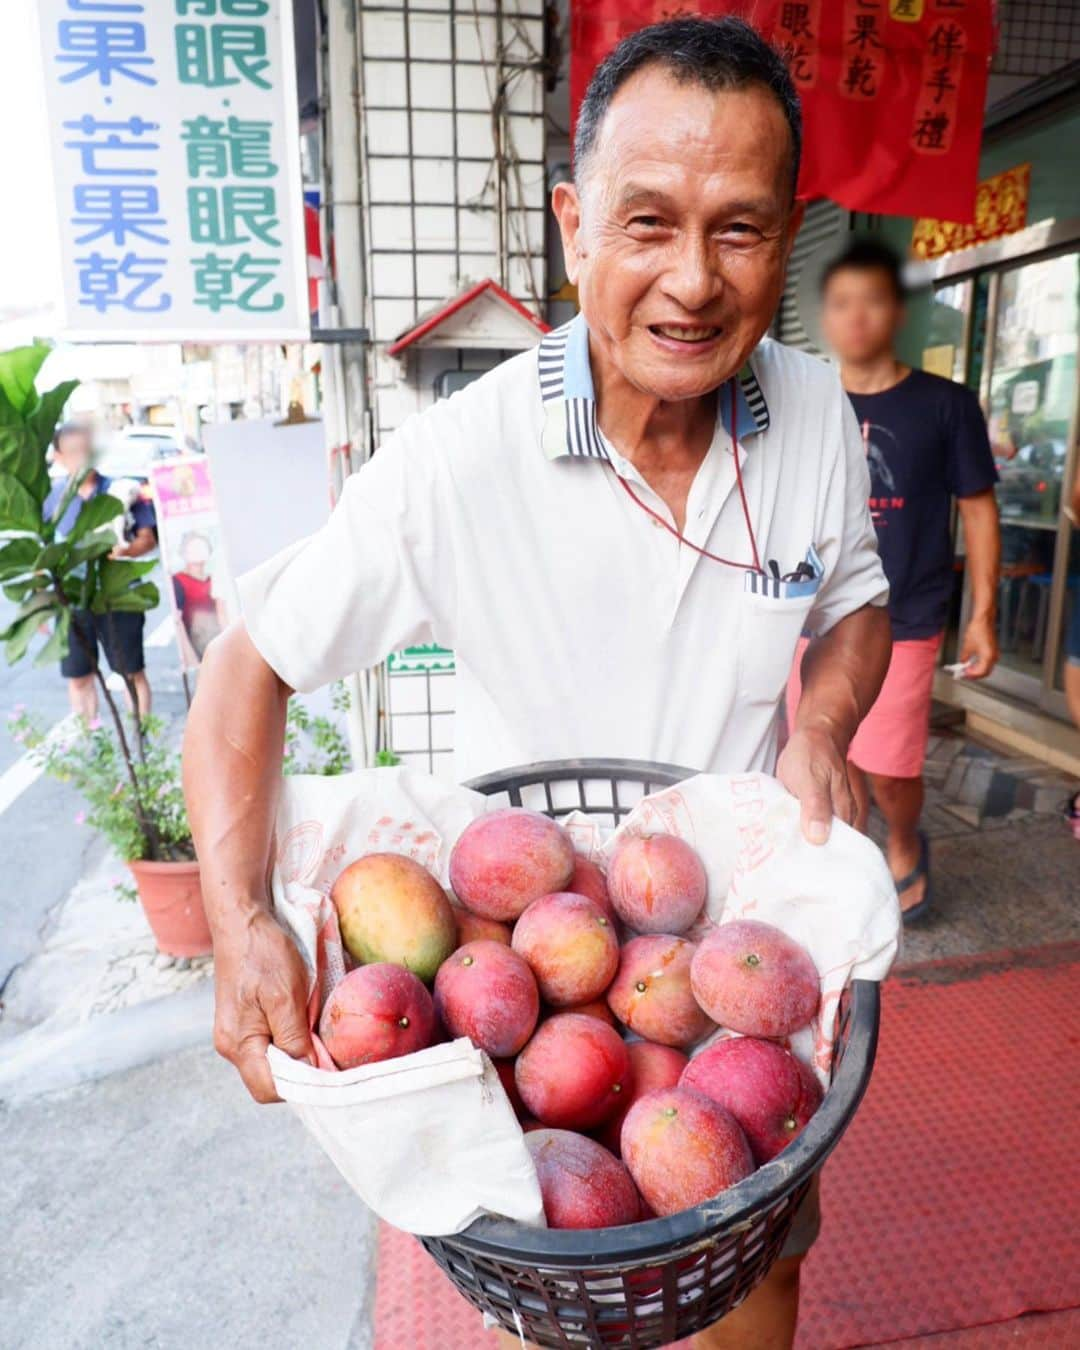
[927,280,973,383]
[986,251,1079,681]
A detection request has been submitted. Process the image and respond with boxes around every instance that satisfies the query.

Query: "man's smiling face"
[554,66,803,403]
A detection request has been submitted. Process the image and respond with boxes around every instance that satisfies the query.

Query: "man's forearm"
[776,602,891,839]
[796,603,892,756]
[957,490,999,621]
[183,622,291,933]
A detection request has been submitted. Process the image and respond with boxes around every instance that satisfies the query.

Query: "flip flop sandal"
[896,829,933,926]
[1064,791,1080,843]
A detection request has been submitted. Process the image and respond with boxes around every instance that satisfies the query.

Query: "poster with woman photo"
[149,456,234,670]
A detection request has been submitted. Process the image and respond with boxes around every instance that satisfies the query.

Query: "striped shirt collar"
[538,313,770,462]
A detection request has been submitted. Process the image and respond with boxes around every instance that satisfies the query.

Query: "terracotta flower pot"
[128,858,213,958]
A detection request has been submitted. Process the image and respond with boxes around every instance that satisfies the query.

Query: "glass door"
[1051,522,1080,719]
[977,249,1080,708]
[925,278,973,383]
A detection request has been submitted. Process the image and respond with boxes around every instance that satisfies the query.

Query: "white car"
[97,425,193,480]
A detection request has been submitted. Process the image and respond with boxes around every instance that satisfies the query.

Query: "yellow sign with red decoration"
[911,164,1031,260]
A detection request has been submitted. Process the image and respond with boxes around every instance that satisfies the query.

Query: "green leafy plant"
[0,342,180,861]
[8,708,192,862]
[283,682,354,775]
[281,684,401,775]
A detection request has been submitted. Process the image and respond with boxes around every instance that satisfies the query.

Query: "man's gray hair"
[574,16,802,195]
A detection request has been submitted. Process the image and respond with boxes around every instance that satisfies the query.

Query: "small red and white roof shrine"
[387,279,550,356]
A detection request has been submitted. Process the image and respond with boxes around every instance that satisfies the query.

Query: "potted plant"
[7,708,209,955]
[0,342,210,956]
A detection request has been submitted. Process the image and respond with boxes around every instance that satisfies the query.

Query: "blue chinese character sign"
[36,0,308,340]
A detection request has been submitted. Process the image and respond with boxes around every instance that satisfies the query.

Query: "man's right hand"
[211,908,314,1103]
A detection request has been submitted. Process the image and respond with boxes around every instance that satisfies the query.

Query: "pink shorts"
[786,632,943,780]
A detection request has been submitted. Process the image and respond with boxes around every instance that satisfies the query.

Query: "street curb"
[0,980,213,1105]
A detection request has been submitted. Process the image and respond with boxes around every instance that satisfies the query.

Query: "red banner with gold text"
[570,0,995,223]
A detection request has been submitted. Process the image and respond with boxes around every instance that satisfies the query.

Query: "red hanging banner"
[569,0,995,223]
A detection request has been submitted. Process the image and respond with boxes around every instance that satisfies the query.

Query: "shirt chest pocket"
[737,589,817,710]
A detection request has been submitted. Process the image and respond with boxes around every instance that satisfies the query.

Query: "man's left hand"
[959,614,998,679]
[776,725,856,845]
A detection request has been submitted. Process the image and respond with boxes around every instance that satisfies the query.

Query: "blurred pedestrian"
[44,423,157,719]
[788,238,1000,920]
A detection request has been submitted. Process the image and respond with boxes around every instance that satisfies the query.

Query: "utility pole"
[320,0,382,765]
[323,0,369,483]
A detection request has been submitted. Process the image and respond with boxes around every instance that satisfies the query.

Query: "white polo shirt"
[238,315,887,782]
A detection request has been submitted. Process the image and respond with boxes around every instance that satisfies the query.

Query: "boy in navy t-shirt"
[788,239,1000,920]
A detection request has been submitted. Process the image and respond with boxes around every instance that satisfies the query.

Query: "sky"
[0,0,62,317]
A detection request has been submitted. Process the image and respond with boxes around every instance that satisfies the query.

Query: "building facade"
[346,0,553,773]
[356,0,550,440]
[343,1,1080,773]
[778,8,1080,766]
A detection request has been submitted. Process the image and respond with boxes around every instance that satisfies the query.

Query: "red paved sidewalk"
[372,945,1080,1349]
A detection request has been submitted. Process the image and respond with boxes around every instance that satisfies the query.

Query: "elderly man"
[185,17,890,1348]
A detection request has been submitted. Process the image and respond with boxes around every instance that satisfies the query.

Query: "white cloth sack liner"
[267,765,900,1236]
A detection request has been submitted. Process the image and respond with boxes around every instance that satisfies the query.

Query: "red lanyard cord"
[609,378,763,574]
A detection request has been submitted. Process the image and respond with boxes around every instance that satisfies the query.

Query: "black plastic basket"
[422,759,880,1348]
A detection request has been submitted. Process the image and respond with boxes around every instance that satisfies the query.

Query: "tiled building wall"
[371,344,512,443]
[358,1,549,773]
[358,1,548,335]
[388,666,457,779]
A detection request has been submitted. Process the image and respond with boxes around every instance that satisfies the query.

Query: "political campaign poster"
[148,455,234,671]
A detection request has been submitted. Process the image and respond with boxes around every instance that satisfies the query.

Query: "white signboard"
[202,415,327,577]
[1010,379,1040,416]
[36,0,308,342]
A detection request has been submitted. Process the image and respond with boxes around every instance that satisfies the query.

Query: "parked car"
[96,425,194,481]
[995,439,1066,519]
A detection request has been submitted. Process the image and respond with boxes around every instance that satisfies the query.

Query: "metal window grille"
[775,200,847,355]
[358,0,548,343]
[992,0,1080,76]
[387,664,457,778]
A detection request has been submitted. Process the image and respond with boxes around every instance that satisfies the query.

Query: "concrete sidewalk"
[871,727,1078,965]
[0,842,214,1102]
[1,1045,377,1350]
[2,722,1075,1350]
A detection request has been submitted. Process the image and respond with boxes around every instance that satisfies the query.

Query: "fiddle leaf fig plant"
[0,342,188,861]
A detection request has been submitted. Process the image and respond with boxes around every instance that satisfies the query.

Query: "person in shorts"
[44,423,158,719]
[788,238,1000,920]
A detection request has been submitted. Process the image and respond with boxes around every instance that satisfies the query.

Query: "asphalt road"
[0,562,189,992]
